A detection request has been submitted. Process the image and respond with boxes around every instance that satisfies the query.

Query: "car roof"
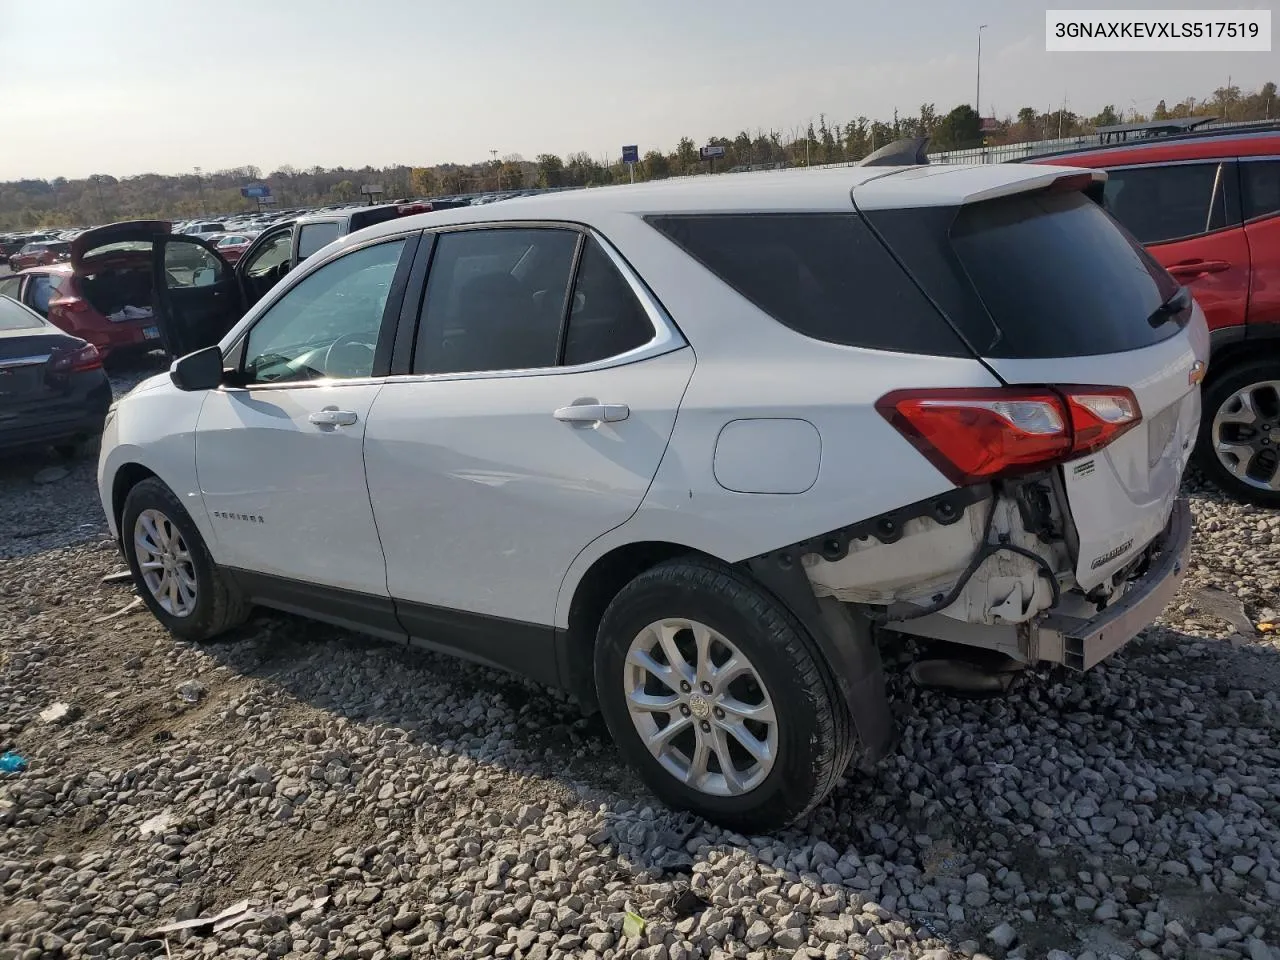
[342,162,1097,248]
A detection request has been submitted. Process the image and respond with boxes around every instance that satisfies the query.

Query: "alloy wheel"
[133,508,198,617]
[1213,379,1280,492]
[623,618,778,796]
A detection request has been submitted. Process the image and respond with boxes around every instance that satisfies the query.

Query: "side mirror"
[169,345,224,392]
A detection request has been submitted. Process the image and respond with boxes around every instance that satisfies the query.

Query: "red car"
[0,228,165,361]
[211,233,255,263]
[1032,124,1280,506]
[8,240,71,271]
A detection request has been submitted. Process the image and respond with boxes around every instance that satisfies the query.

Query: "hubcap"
[133,508,198,617]
[1213,380,1280,492]
[623,618,777,797]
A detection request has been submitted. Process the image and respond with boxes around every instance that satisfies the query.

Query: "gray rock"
[745,921,772,948]
[989,923,1018,950]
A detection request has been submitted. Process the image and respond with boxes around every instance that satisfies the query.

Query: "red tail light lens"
[49,342,103,373]
[877,386,1141,485]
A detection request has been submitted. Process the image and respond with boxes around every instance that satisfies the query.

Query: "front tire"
[594,558,855,832]
[121,478,249,641]
[1196,359,1280,508]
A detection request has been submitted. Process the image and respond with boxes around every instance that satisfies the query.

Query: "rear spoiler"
[853,165,1108,211]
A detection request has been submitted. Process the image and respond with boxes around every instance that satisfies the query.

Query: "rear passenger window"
[1101,162,1232,244]
[297,222,342,259]
[27,274,58,315]
[563,239,654,366]
[646,213,967,356]
[415,228,579,374]
[1241,160,1280,221]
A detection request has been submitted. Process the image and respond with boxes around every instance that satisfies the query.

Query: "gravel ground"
[2,414,1280,959]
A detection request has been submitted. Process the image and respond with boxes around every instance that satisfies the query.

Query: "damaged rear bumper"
[1033,497,1193,670]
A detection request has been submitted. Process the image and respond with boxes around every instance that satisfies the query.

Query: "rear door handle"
[554,403,630,424]
[1168,259,1230,278]
[309,408,358,427]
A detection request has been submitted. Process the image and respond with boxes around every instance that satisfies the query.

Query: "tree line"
[1,80,1273,231]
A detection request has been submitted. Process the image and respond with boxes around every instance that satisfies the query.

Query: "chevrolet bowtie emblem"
[1189,360,1206,385]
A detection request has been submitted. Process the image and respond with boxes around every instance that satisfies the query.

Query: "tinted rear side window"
[645,213,968,356]
[948,191,1181,357]
[1242,159,1280,221]
[1101,162,1232,244]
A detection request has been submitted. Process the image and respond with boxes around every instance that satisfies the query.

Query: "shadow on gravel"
[180,598,1280,954]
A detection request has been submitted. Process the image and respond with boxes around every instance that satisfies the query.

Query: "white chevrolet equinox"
[99,162,1205,831]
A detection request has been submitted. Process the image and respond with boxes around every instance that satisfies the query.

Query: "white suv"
[98,163,1204,831]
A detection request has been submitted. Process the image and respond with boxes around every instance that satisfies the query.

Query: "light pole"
[194,166,207,216]
[490,150,500,190]
[976,24,988,118]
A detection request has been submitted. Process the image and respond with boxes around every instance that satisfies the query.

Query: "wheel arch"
[1208,328,1280,386]
[111,462,159,538]
[557,540,714,710]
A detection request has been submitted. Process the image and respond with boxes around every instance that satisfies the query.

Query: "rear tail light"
[877,386,1141,485]
[49,342,103,373]
[397,202,433,215]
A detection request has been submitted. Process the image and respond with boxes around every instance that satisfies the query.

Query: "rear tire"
[121,478,249,642]
[594,557,855,832]
[1196,358,1280,509]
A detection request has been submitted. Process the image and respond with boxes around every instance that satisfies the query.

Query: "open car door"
[153,235,245,357]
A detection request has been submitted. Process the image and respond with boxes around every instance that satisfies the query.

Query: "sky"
[0,0,1274,181]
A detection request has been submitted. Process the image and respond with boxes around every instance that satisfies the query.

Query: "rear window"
[0,296,44,330]
[645,213,968,356]
[867,191,1182,359]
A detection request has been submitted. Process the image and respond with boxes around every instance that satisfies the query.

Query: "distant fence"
[792,117,1277,172]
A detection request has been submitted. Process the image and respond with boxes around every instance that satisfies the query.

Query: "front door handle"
[309,408,358,427]
[553,403,630,424]
[1168,259,1230,278]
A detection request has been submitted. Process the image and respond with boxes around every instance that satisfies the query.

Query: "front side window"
[414,228,578,374]
[243,229,293,278]
[1101,162,1231,244]
[0,276,22,300]
[297,222,342,260]
[1242,159,1280,221]
[243,238,406,384]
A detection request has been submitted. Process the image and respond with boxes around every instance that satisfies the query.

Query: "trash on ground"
[93,596,144,623]
[1189,585,1256,637]
[139,812,173,837]
[101,570,134,584]
[623,911,646,938]
[0,752,27,774]
[151,899,257,938]
[39,702,72,724]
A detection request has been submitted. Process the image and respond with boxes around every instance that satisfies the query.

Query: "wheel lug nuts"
[713,707,724,719]
[700,682,712,694]
[680,681,690,692]
[699,720,711,732]
[680,704,690,717]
